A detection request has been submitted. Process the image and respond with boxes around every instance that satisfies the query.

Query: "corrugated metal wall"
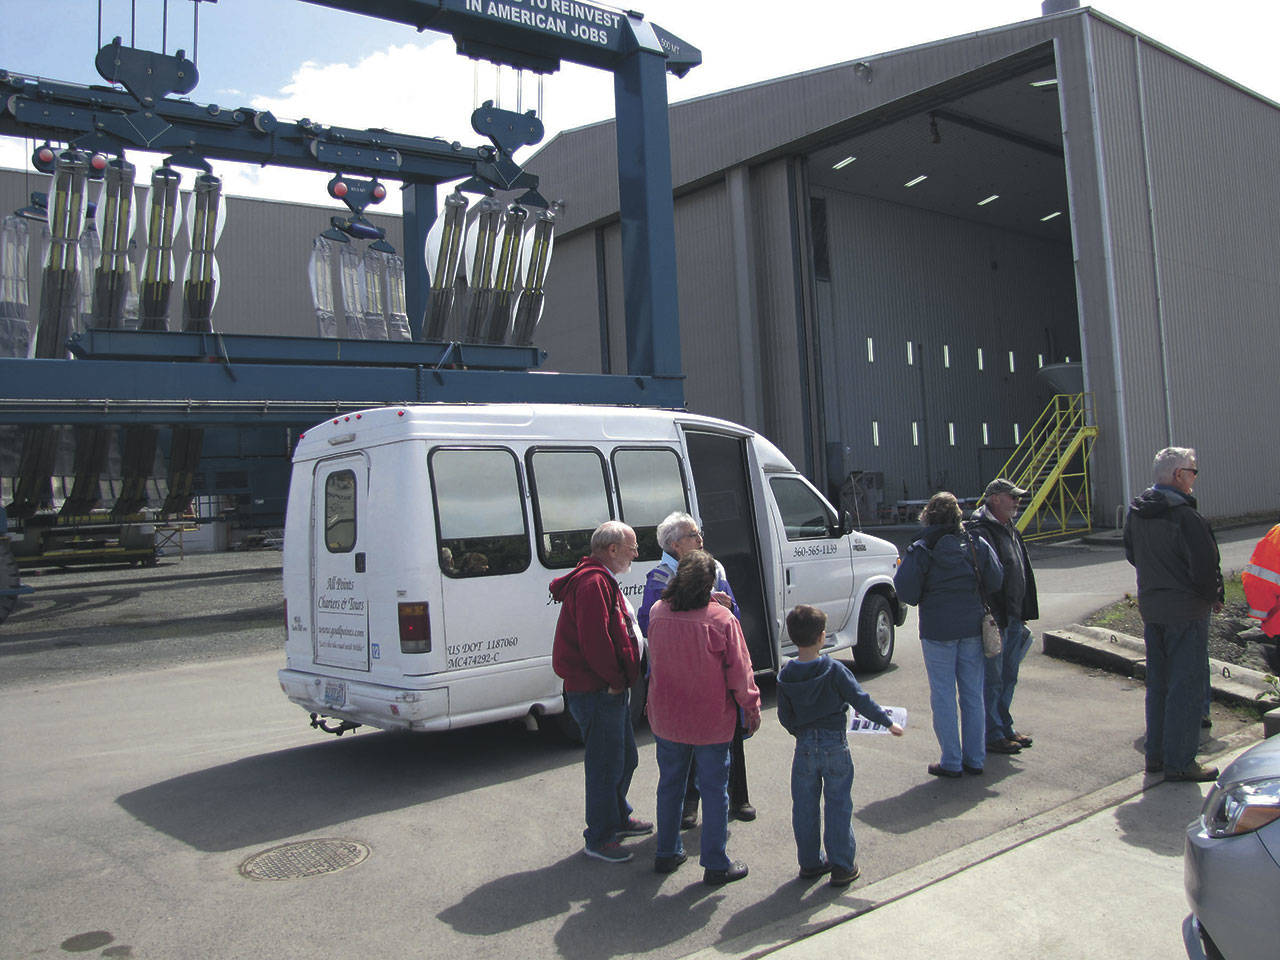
[814,189,1077,504]
[1078,17,1280,517]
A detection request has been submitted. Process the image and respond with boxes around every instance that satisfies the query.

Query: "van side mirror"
[841,510,856,535]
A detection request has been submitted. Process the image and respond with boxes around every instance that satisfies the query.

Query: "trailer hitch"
[309,713,361,736]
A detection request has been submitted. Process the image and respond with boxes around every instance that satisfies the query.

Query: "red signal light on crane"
[372,183,386,201]
[90,153,108,171]
[331,180,348,198]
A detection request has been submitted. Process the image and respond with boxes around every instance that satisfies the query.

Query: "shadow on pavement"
[857,762,1024,834]
[117,725,583,852]
[1112,786,1197,857]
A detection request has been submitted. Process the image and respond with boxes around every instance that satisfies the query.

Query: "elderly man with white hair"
[638,511,755,824]
[1123,446,1224,783]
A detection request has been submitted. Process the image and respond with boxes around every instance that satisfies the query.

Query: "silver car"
[1184,734,1280,960]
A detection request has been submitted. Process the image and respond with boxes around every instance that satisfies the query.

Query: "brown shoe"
[1010,731,1033,748]
[1165,763,1219,783]
[987,738,1023,754]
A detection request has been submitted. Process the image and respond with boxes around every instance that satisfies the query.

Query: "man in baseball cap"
[966,478,1039,755]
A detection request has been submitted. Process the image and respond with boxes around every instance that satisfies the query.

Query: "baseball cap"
[985,478,1028,498]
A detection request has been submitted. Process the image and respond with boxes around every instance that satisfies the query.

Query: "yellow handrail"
[982,393,1098,541]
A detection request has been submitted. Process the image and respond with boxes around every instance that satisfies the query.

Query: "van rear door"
[765,473,855,634]
[681,429,775,671]
[311,454,371,673]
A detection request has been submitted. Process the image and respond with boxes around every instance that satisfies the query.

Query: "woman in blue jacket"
[894,492,1003,778]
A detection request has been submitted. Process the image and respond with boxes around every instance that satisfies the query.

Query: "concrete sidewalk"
[688,734,1263,960]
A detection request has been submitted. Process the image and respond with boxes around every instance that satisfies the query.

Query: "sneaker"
[616,816,654,838]
[731,802,757,822]
[681,800,698,831]
[654,852,688,874]
[703,861,749,886]
[1165,763,1219,783]
[829,863,861,888]
[798,861,832,880]
[584,842,633,863]
[928,763,962,779]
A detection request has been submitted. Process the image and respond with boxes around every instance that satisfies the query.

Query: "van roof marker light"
[832,156,856,170]
[1040,210,1062,221]
[904,175,928,187]
[328,433,356,445]
[978,194,999,206]
[397,410,405,417]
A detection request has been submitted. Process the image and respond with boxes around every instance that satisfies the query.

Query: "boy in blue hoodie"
[777,604,904,887]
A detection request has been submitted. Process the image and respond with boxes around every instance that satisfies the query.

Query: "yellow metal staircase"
[983,393,1099,541]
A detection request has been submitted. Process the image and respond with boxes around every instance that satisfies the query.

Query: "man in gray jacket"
[1123,447,1224,783]
[967,478,1039,756]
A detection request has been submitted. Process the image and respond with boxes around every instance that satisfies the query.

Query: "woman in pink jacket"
[647,550,762,885]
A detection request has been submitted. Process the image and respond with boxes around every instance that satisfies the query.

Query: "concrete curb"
[1043,624,1280,710]
[682,726,1262,960]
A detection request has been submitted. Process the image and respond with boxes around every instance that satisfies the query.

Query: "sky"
[1,0,1277,214]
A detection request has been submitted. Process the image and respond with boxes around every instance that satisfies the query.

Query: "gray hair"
[590,520,633,554]
[656,511,697,553]
[1152,447,1196,485]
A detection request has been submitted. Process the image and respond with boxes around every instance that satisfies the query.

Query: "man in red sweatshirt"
[550,520,652,862]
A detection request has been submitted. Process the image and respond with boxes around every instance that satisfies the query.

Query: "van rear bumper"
[278,668,564,733]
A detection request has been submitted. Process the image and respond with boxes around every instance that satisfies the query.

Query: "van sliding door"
[682,430,774,672]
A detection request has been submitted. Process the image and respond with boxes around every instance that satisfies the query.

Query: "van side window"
[430,448,531,578]
[613,447,689,561]
[769,475,835,541]
[324,469,357,553]
[528,448,613,568]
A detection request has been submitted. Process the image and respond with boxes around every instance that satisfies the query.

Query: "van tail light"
[398,602,431,654]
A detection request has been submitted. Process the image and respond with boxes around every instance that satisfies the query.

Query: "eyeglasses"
[680,529,704,541]
[1179,467,1199,476]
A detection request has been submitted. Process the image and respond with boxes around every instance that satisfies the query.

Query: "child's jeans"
[791,727,856,871]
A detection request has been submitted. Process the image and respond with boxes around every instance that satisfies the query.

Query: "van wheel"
[0,540,18,625]
[540,701,584,745]
[854,594,894,672]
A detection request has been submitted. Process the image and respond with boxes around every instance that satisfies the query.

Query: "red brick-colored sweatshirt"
[550,557,640,693]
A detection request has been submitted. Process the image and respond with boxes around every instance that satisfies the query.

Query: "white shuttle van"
[279,403,906,735]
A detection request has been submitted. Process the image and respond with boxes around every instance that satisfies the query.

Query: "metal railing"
[983,393,1099,541]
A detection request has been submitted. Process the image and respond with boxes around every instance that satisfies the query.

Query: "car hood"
[1219,734,1280,786]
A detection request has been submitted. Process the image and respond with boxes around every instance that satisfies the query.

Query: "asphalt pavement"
[0,523,1272,960]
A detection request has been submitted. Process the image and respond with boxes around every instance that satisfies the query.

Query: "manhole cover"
[239,838,369,880]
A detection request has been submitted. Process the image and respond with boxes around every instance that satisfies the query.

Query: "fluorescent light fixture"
[977,194,999,206]
[832,155,856,170]
[1040,210,1062,222]
[904,175,928,187]
[1030,78,1058,88]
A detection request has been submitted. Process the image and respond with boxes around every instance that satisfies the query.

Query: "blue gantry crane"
[0,0,699,603]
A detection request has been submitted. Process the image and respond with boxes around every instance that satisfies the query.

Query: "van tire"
[854,594,894,672]
[0,540,18,625]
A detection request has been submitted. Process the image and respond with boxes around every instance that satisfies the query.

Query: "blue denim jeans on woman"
[921,636,986,772]
[790,727,856,872]
[567,689,637,849]
[654,735,732,871]
[1143,618,1209,772]
[984,618,1034,741]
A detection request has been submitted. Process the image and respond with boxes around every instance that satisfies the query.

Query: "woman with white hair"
[638,511,755,824]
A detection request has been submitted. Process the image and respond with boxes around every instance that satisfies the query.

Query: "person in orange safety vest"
[1242,524,1280,637]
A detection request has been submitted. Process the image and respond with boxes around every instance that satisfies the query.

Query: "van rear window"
[429,448,531,578]
[613,447,688,561]
[324,469,357,553]
[528,448,612,568]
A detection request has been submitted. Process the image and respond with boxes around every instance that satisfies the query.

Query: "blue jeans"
[790,728,856,872]
[921,636,986,772]
[654,735,732,871]
[984,618,1034,741]
[567,689,637,848]
[1143,619,1209,771]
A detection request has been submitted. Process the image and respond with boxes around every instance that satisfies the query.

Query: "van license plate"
[323,681,347,708]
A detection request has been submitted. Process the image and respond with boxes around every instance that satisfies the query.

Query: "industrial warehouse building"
[3,3,1277,528]
[524,3,1280,525]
